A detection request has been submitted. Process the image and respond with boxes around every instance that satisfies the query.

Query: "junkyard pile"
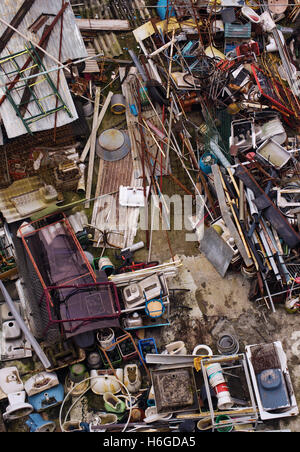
[0,0,299,433]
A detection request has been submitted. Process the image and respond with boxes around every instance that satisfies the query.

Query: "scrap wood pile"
[0,0,299,434]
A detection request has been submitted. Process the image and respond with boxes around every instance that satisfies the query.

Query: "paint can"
[217,334,239,355]
[111,94,126,115]
[215,414,234,432]
[98,257,115,277]
[206,363,225,387]
[96,129,131,162]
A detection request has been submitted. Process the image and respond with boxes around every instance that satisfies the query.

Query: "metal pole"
[0,281,52,369]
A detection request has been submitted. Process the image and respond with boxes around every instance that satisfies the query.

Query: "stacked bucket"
[205,363,233,410]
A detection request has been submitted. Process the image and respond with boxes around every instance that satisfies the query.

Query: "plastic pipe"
[0,281,52,369]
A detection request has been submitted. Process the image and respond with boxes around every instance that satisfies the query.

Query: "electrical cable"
[59,374,133,432]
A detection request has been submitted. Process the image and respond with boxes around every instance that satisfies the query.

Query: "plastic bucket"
[206,363,225,388]
[215,414,234,432]
[217,334,239,356]
[214,381,233,410]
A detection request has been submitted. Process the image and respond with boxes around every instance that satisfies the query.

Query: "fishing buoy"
[157,0,176,20]
[192,344,213,356]
[166,341,187,355]
[199,152,218,175]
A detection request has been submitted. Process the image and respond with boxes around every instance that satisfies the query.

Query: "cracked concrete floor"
[147,253,300,432]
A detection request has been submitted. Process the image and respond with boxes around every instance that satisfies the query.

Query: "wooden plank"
[85,86,101,209]
[76,19,131,31]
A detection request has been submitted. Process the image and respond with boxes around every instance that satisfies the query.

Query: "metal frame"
[99,329,151,383]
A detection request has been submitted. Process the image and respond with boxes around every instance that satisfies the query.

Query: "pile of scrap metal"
[0,0,300,435]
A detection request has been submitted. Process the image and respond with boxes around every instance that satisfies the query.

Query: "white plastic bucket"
[217,392,233,410]
[206,363,225,388]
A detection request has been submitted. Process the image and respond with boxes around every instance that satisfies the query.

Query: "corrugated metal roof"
[0,0,87,138]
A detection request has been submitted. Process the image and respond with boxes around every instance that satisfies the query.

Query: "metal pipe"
[0,281,52,369]
[128,49,148,83]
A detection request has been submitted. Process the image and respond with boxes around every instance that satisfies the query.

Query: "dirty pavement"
[0,0,300,436]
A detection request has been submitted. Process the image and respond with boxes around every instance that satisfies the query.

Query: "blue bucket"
[199,152,218,175]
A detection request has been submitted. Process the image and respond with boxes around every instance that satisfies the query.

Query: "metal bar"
[0,1,69,107]
[0,0,36,54]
